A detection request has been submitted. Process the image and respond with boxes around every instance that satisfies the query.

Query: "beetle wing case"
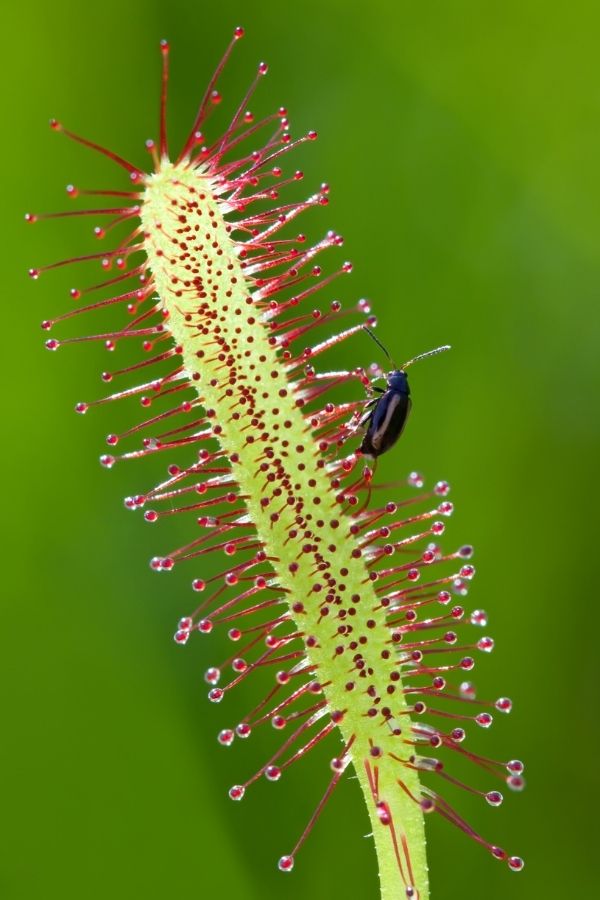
[359,392,412,457]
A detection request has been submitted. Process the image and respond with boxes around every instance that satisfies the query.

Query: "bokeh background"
[4,1,599,898]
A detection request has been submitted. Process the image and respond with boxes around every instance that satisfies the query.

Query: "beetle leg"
[343,402,375,441]
[355,396,378,427]
[365,377,385,398]
[358,405,376,427]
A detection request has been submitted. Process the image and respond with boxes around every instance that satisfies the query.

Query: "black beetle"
[358,326,450,458]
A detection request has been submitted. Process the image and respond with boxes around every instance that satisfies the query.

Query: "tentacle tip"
[229,784,245,801]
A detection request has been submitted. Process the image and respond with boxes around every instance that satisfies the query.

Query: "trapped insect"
[358,327,451,458]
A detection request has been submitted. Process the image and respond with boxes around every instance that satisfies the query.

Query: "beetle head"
[387,370,410,394]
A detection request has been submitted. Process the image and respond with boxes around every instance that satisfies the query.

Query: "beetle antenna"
[362,325,398,368]
[401,344,451,370]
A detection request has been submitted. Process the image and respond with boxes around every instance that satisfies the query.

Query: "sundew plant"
[29,30,524,900]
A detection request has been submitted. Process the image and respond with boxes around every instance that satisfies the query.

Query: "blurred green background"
[4,1,599,898]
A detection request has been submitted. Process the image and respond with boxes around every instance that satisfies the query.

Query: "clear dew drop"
[204,667,221,685]
[173,629,189,645]
[477,636,495,653]
[507,775,526,792]
[460,681,476,699]
[208,687,224,703]
[452,578,469,596]
[278,855,294,873]
[475,712,493,728]
[229,785,245,801]
[218,729,234,747]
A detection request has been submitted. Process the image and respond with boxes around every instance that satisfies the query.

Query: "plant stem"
[141,161,429,899]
